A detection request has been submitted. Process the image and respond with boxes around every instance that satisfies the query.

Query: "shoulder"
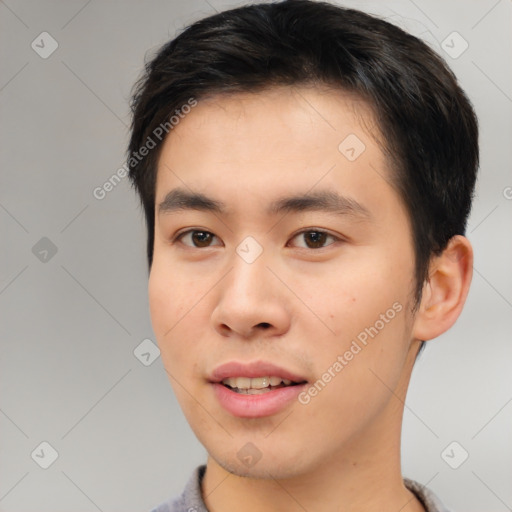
[148,465,208,512]
[404,478,454,512]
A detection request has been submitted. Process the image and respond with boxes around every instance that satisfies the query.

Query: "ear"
[412,235,473,342]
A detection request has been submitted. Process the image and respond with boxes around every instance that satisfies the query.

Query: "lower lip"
[211,382,307,418]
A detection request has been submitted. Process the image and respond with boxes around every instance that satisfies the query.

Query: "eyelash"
[173,228,342,250]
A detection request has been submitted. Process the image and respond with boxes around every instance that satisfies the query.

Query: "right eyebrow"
[158,188,226,215]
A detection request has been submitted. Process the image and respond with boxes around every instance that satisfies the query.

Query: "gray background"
[1,0,511,511]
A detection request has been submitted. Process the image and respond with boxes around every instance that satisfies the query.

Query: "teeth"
[269,376,283,386]
[237,388,273,395]
[221,376,294,390]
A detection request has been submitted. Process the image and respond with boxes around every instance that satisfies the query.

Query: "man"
[127,1,478,511]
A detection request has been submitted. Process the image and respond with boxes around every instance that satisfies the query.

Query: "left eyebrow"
[267,190,372,220]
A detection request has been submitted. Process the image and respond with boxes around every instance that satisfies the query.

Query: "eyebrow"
[158,187,372,220]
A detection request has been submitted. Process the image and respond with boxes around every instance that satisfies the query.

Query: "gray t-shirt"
[150,465,453,512]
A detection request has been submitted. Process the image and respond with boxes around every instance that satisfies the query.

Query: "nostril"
[258,322,271,329]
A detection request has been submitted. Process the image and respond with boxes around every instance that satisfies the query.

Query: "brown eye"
[304,231,328,248]
[290,230,338,249]
[178,230,220,248]
[192,231,213,247]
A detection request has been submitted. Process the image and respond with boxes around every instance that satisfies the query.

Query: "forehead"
[159,85,380,153]
[154,85,392,211]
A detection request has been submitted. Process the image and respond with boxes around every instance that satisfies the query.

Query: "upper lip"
[209,360,308,383]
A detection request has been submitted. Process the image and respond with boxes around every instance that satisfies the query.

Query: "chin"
[218,457,303,480]
[207,441,317,480]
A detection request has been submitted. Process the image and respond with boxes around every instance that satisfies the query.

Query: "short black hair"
[127,0,478,309]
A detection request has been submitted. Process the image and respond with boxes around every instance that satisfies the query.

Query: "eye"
[175,229,222,248]
[289,229,339,249]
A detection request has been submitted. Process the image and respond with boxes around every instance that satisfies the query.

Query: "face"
[149,86,419,479]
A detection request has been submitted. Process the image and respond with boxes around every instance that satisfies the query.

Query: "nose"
[211,251,291,339]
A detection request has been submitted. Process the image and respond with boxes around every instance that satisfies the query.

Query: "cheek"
[148,263,198,364]
[148,256,206,329]
[148,264,209,412]
[300,249,412,336]
[298,245,414,392]
[319,263,413,407]
[148,267,177,339]
[300,302,412,442]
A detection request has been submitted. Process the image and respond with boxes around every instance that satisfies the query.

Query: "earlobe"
[412,235,473,342]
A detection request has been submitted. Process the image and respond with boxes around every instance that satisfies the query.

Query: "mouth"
[221,376,307,395]
[208,360,309,417]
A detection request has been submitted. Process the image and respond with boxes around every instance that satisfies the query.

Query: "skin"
[148,85,473,512]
